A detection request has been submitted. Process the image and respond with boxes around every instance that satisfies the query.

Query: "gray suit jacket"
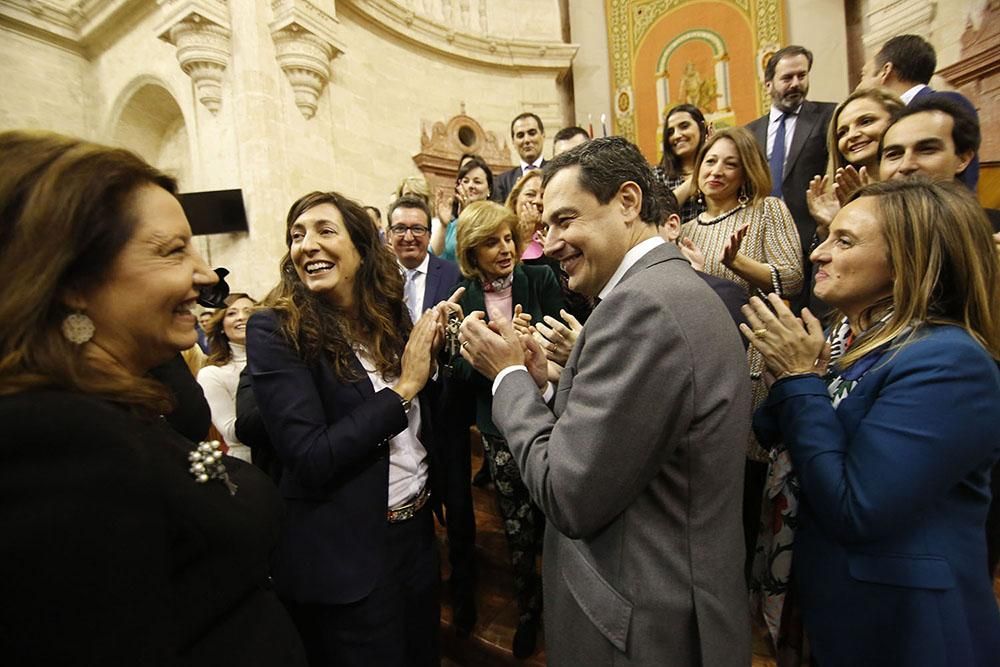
[493,242,751,665]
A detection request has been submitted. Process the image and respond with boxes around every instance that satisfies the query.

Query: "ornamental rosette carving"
[157,2,232,115]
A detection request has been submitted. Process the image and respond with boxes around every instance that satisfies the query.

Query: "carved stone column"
[157,1,232,114]
[269,0,346,119]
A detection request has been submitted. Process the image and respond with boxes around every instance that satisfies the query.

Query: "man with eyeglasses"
[388,195,461,323]
[387,194,480,635]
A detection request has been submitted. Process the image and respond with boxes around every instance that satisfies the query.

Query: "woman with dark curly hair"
[246,190,447,666]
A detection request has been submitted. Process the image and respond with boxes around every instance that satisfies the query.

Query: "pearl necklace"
[697,202,747,225]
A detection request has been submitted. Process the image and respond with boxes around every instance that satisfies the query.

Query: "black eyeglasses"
[390,225,429,238]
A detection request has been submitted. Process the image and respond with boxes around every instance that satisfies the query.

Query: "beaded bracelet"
[768,264,782,296]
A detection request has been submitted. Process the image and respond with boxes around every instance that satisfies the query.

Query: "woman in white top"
[197,293,256,462]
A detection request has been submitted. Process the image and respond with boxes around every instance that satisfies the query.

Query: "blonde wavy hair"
[455,200,523,281]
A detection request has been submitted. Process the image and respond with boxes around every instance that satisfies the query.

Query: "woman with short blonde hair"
[448,199,563,658]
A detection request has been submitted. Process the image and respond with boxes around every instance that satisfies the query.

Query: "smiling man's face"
[541,166,632,297]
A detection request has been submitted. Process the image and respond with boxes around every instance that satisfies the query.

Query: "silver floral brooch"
[189,440,238,495]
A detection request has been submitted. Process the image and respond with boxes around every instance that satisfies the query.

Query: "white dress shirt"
[400,253,430,323]
[765,104,802,166]
[520,157,544,173]
[901,84,928,105]
[356,349,429,508]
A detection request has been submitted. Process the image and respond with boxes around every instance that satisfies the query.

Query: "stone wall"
[0,0,575,299]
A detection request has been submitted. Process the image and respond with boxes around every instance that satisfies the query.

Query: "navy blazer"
[421,253,462,313]
[246,308,439,605]
[492,160,545,205]
[755,325,1000,665]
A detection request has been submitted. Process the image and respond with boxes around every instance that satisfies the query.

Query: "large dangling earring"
[62,311,95,344]
[737,188,750,206]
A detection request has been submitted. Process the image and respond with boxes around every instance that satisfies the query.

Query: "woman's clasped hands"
[740,294,830,381]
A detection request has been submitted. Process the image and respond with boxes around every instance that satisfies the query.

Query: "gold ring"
[753,328,768,339]
[461,340,470,348]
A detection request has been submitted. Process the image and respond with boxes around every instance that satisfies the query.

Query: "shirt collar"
[398,252,430,275]
[597,236,665,300]
[901,84,928,105]
[519,157,544,172]
[769,104,802,122]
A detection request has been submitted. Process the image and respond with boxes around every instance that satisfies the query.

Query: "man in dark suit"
[746,45,835,311]
[858,33,979,190]
[492,112,546,204]
[388,196,462,320]
[387,195,478,634]
[458,137,751,665]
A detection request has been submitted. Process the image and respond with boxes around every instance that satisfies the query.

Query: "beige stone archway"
[107,77,194,190]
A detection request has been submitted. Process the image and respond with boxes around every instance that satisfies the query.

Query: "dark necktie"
[769,113,788,198]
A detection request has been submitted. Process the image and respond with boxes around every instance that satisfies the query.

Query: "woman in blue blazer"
[743,179,1000,665]
[246,191,446,666]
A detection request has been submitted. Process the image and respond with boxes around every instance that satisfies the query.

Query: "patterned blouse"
[681,196,803,299]
[652,166,705,223]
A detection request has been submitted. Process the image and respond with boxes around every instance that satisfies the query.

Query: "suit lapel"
[422,257,441,311]
[349,354,375,400]
[463,277,486,316]
[511,264,529,314]
[784,102,816,179]
[751,117,767,149]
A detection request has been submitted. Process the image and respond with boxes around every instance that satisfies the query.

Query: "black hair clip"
[197,268,231,308]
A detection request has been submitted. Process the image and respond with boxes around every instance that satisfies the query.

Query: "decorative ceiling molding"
[156,1,231,114]
[269,0,346,119]
[0,0,151,54]
[340,0,577,72]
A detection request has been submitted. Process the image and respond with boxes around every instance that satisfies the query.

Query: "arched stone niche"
[412,107,512,203]
[108,78,193,189]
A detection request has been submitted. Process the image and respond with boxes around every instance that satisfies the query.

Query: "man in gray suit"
[457,137,751,665]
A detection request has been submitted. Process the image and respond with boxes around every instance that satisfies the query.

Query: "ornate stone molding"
[340,0,577,72]
[862,0,936,53]
[156,1,231,114]
[412,105,512,204]
[0,0,150,54]
[269,0,346,119]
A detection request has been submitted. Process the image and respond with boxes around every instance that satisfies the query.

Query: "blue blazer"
[755,325,1000,665]
[421,254,462,313]
[246,308,439,605]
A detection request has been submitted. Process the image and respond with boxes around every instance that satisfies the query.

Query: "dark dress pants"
[438,375,478,590]
[284,504,439,667]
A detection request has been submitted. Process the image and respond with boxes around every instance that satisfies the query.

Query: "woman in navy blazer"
[743,179,1000,665]
[247,191,446,666]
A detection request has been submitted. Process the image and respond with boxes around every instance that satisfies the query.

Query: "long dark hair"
[262,191,410,381]
[659,104,708,179]
[205,293,256,366]
[0,130,177,414]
